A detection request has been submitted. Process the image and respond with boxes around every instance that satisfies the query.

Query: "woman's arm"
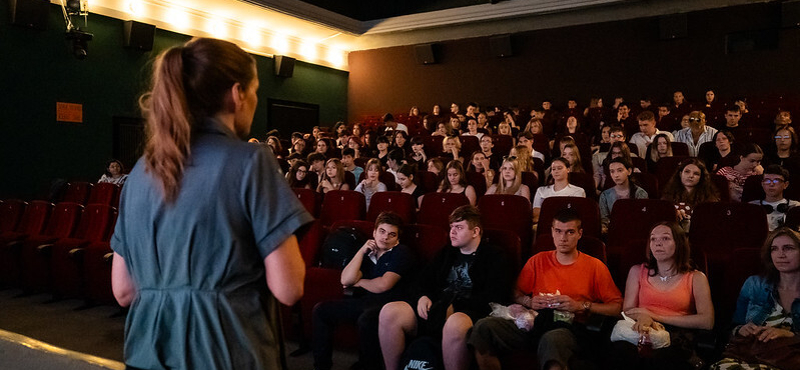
[532,207,541,223]
[622,264,641,311]
[465,185,477,205]
[521,184,531,201]
[264,235,305,306]
[111,253,136,307]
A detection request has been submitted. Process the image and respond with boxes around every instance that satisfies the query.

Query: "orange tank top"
[637,264,695,317]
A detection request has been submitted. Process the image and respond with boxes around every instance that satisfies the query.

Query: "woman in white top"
[532,157,586,223]
[98,159,128,185]
[485,157,531,202]
[355,158,387,208]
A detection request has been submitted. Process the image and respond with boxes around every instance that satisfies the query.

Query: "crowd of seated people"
[237,93,800,369]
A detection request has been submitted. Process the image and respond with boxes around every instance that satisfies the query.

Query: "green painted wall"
[0,2,348,199]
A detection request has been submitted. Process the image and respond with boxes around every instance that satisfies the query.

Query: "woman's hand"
[737,322,762,337]
[625,307,655,321]
[756,326,794,342]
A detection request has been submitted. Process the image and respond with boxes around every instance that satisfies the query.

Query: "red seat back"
[87,183,120,206]
[459,135,480,158]
[319,190,366,227]
[13,200,53,236]
[630,172,659,199]
[492,135,514,158]
[292,187,319,217]
[466,171,487,198]
[482,228,521,272]
[418,171,440,194]
[689,202,768,256]
[42,202,84,238]
[568,172,597,200]
[72,204,117,242]
[417,193,470,230]
[740,174,765,203]
[478,194,533,259]
[670,142,690,157]
[63,182,93,205]
[401,223,448,265]
[710,174,731,202]
[367,191,417,224]
[654,156,690,191]
[0,199,26,233]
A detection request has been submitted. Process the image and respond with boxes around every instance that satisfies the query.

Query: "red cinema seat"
[740,174,765,203]
[87,183,120,206]
[654,156,690,190]
[418,171,440,194]
[709,247,762,325]
[670,142,690,157]
[63,182,93,205]
[459,135,480,158]
[0,199,26,233]
[478,194,533,259]
[482,228,521,272]
[366,191,416,224]
[416,193,470,231]
[568,172,598,200]
[0,201,53,286]
[18,202,84,292]
[630,172,659,199]
[493,135,514,158]
[293,187,320,217]
[319,190,366,228]
[466,171,487,198]
[689,202,768,256]
[48,204,118,298]
[710,174,731,202]
[82,241,116,305]
[401,223,448,265]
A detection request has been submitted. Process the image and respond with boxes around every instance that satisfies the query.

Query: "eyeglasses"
[775,135,791,140]
[688,117,702,122]
[610,134,624,138]
[763,179,786,185]
[503,155,518,161]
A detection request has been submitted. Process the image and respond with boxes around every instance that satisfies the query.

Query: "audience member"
[98,159,128,185]
[711,227,800,370]
[442,135,463,162]
[698,130,738,173]
[355,158,387,208]
[342,148,363,182]
[312,212,414,370]
[386,148,406,181]
[629,111,674,158]
[317,158,350,194]
[674,111,718,157]
[598,142,639,190]
[437,160,477,206]
[748,165,800,231]
[509,145,535,173]
[468,151,496,189]
[716,143,764,202]
[661,159,719,231]
[516,132,545,161]
[608,222,714,370]
[485,158,531,201]
[379,205,514,370]
[646,133,674,173]
[764,126,800,174]
[470,208,623,370]
[533,157,586,223]
[307,152,326,187]
[396,164,425,207]
[721,105,746,140]
[599,158,648,233]
[479,135,502,170]
[376,135,392,167]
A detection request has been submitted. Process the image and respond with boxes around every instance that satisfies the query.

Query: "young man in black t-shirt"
[378,205,514,370]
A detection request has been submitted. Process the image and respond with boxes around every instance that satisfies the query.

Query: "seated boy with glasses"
[748,164,800,230]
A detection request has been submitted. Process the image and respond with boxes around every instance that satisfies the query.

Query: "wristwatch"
[582,301,592,312]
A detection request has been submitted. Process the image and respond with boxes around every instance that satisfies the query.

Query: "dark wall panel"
[348,2,800,121]
[0,4,348,199]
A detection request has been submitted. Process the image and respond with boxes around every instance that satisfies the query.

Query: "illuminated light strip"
[74,0,351,70]
[0,328,125,370]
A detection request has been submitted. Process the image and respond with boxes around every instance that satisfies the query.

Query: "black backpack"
[319,225,368,269]
[399,336,443,370]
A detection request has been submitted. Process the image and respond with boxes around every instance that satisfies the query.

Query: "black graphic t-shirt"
[444,252,475,300]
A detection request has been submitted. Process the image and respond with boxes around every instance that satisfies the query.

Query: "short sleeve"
[533,188,545,208]
[243,149,314,260]
[110,180,131,259]
[386,245,415,277]
[516,257,537,294]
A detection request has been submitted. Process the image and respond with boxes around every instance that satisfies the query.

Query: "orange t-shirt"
[517,251,623,306]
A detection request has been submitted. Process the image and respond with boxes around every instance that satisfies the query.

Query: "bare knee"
[380,301,416,332]
[442,312,473,342]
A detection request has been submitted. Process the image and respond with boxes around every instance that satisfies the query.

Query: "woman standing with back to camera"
[110,38,312,370]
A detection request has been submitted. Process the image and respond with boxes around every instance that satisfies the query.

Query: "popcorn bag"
[489,302,539,332]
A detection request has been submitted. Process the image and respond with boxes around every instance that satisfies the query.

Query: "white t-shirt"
[532,184,586,208]
[748,199,800,231]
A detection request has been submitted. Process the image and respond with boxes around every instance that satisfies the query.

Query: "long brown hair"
[661,158,719,206]
[140,38,256,202]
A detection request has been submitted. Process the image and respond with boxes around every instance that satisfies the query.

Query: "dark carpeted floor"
[0,289,357,370]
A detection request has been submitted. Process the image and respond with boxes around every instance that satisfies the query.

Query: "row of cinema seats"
[0,183,123,306]
[286,188,780,363]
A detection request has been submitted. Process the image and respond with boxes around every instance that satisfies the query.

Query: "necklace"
[658,275,672,282]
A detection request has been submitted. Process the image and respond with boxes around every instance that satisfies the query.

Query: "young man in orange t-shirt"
[469,208,623,370]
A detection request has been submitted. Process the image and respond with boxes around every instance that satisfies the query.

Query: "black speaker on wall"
[274,55,295,77]
[783,0,800,28]
[9,0,49,30]
[489,34,513,57]
[659,14,688,40]
[415,44,437,65]
[123,20,155,51]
